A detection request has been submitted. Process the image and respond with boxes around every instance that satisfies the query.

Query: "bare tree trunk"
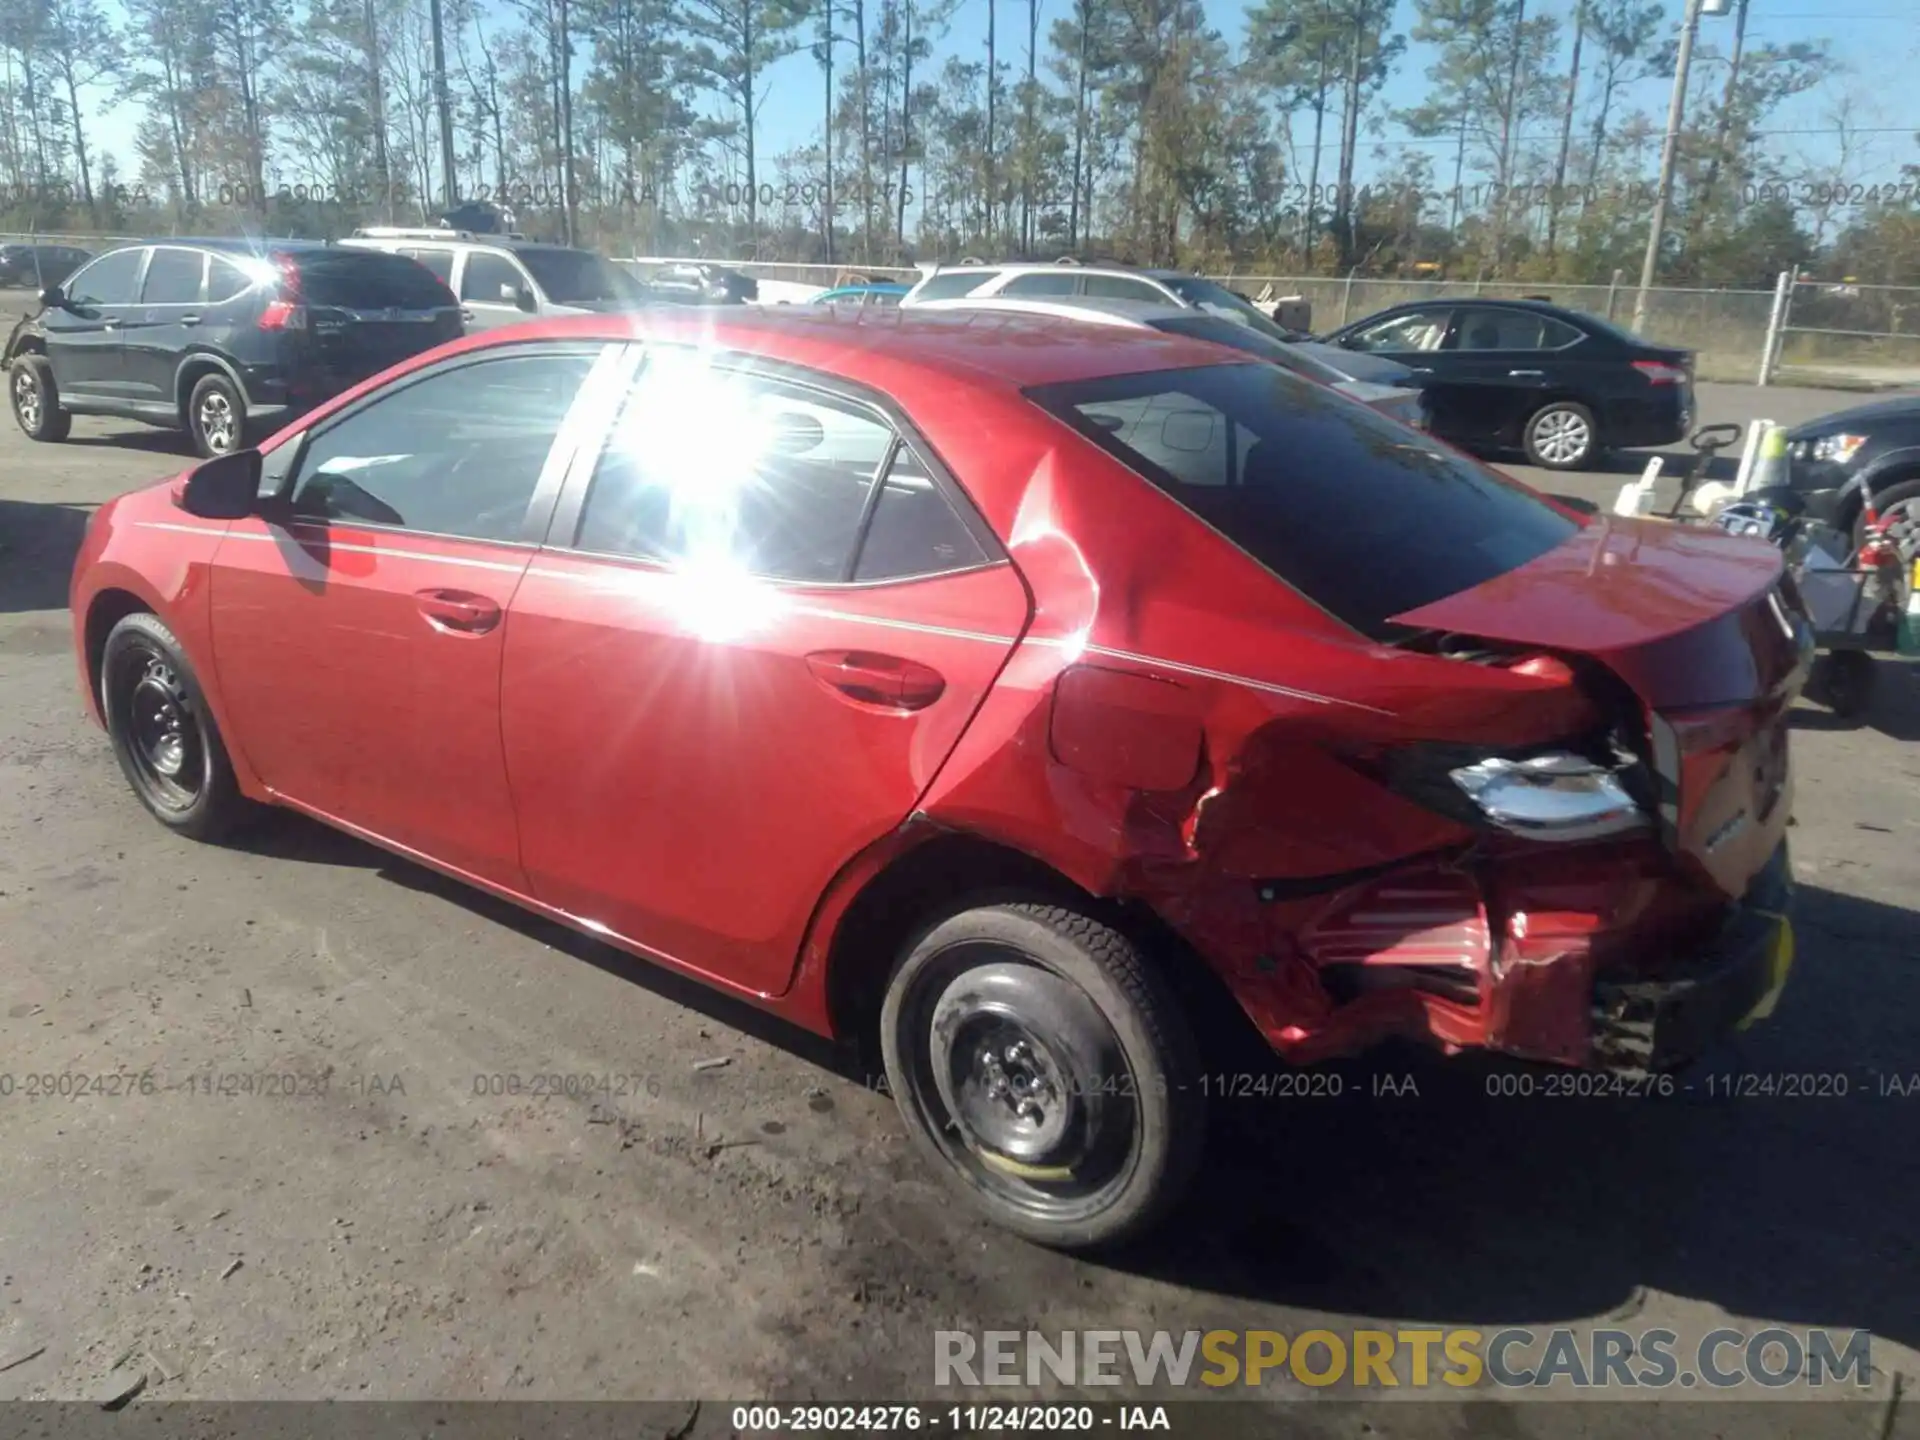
[743,4,758,236]
[1068,0,1089,250]
[822,0,834,260]
[60,63,94,214]
[854,0,870,258]
[1301,61,1326,262]
[1334,16,1362,269]
[558,0,576,243]
[1488,0,1527,273]
[984,0,995,251]
[1546,4,1582,257]
[366,0,392,219]
[430,0,456,206]
[895,0,911,247]
[1021,0,1036,252]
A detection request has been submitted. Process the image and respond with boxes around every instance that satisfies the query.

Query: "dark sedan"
[1783,393,1920,538]
[1322,298,1694,471]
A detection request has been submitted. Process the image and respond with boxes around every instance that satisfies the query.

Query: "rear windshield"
[1160,275,1309,342]
[1027,363,1577,640]
[521,248,646,304]
[1149,315,1350,385]
[911,270,1002,301]
[291,250,454,309]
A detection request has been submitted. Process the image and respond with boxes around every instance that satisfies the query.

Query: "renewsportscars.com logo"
[934,1327,1874,1393]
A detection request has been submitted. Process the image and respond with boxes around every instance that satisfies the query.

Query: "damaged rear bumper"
[1590,842,1795,1075]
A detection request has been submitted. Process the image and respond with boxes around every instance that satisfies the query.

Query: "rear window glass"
[1027,363,1576,640]
[911,270,1001,301]
[519,248,645,305]
[291,250,454,308]
[1150,315,1350,385]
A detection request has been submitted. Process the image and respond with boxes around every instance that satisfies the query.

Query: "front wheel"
[880,902,1204,1250]
[1523,400,1598,471]
[101,612,254,841]
[10,355,72,441]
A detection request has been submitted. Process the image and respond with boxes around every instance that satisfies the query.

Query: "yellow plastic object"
[1737,917,1795,1029]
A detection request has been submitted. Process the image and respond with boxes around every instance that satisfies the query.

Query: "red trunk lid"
[1394,516,1809,896]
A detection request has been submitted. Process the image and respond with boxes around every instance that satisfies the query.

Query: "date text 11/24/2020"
[456,179,918,212]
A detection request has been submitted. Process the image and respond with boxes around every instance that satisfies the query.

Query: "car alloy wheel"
[117,647,206,812]
[1530,406,1593,468]
[197,390,239,454]
[12,367,41,431]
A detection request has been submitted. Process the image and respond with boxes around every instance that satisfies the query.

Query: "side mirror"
[177,448,264,520]
[38,285,65,309]
[508,284,538,313]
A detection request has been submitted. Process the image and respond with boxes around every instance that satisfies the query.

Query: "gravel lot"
[2,352,1918,1436]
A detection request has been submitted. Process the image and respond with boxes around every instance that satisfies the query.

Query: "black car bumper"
[1589,843,1794,1075]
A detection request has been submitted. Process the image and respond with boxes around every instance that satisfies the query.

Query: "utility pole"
[430,0,458,211]
[1633,0,1725,332]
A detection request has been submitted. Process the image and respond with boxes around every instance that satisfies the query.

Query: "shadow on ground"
[227,804,1920,1354]
[0,496,91,613]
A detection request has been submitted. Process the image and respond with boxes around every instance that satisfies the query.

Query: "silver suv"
[901,260,1310,338]
[338,227,648,329]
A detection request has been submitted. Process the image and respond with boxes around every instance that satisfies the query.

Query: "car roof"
[915,295,1176,326]
[408,306,1245,393]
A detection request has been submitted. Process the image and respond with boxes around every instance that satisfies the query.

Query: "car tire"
[880,900,1204,1251]
[1523,400,1598,471]
[1856,477,1920,548]
[187,372,246,458]
[1806,650,1877,720]
[101,612,255,842]
[10,355,71,441]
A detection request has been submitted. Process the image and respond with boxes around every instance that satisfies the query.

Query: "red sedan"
[71,308,1807,1248]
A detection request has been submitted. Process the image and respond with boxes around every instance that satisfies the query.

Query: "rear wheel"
[187,373,245,458]
[1807,650,1877,720]
[10,355,71,441]
[101,612,254,841]
[1523,400,1597,471]
[880,901,1204,1250]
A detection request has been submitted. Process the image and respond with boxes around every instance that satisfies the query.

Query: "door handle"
[805,650,946,711]
[415,588,502,634]
[1508,369,1545,377]
[1407,365,1432,374]
[180,314,201,326]
[101,318,121,331]
[459,307,475,324]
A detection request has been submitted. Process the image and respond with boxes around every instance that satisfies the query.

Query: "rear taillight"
[1631,360,1687,385]
[258,299,307,330]
[259,253,307,331]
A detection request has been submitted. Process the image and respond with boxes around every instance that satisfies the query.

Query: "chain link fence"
[11,229,1916,387]
[1770,277,1920,389]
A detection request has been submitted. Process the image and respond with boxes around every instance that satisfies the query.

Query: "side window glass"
[141,248,205,304]
[289,350,597,540]
[853,447,990,581]
[461,252,525,304]
[403,248,455,286]
[1534,315,1585,350]
[207,258,254,303]
[66,249,145,306]
[999,272,1080,297]
[1352,309,1451,353]
[1081,274,1161,301]
[576,353,895,584]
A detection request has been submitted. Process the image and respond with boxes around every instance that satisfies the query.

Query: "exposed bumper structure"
[1590,842,1794,1075]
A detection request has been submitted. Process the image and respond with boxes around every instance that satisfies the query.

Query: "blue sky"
[85,0,1919,204]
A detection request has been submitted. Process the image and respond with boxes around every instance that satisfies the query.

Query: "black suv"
[0,243,93,288]
[5,239,463,456]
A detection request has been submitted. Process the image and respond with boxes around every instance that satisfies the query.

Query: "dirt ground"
[2,363,1919,1437]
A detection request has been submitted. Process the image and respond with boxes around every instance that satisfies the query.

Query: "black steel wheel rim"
[895,941,1143,1223]
[117,646,204,810]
